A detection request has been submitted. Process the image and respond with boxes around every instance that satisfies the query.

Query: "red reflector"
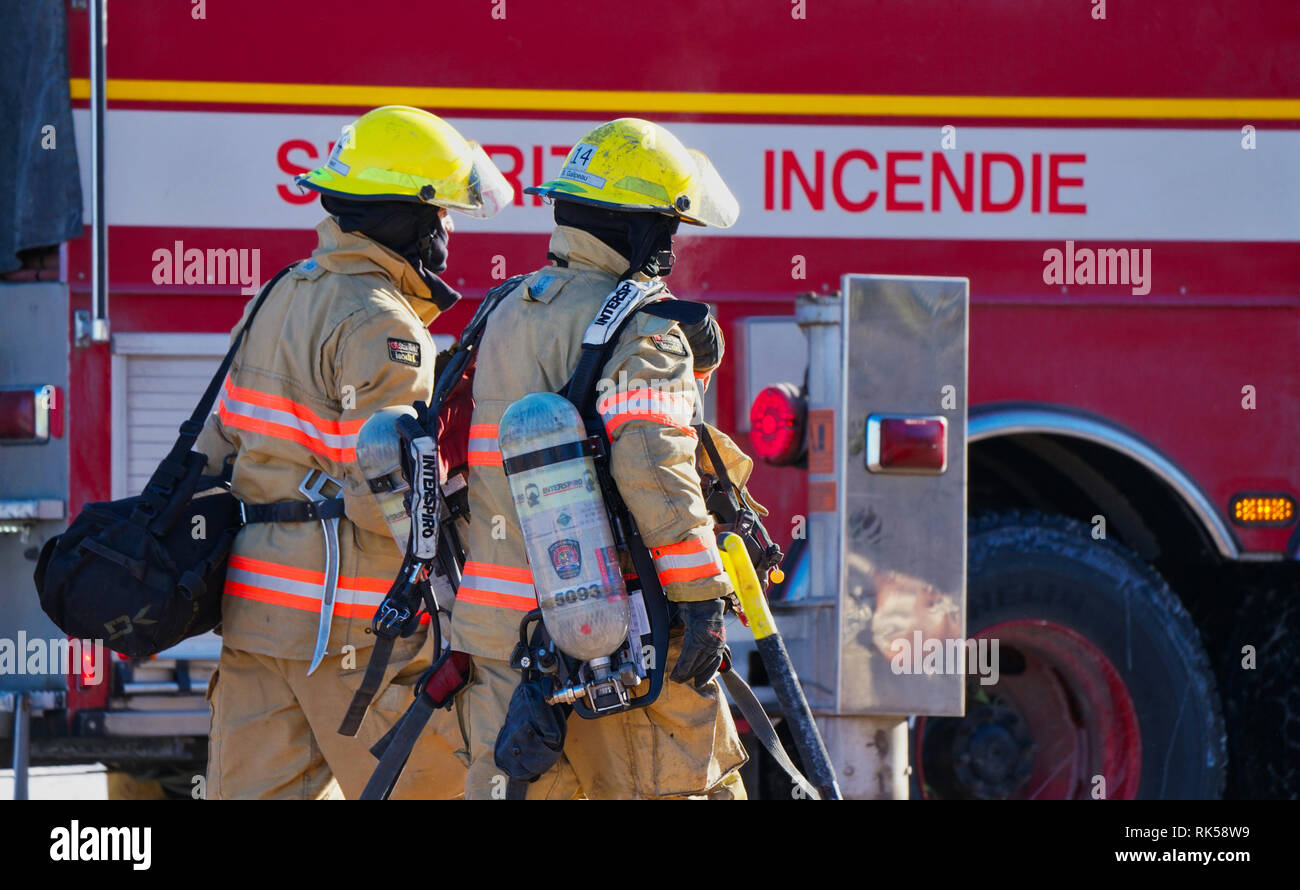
[0,390,37,440]
[866,415,947,474]
[78,642,101,690]
[748,384,807,466]
[0,385,59,443]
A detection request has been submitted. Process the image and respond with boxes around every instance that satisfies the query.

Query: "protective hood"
[552,199,679,280]
[322,195,460,310]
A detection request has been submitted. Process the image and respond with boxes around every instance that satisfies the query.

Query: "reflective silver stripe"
[227,564,319,599]
[220,384,358,452]
[597,389,695,427]
[225,565,389,609]
[653,549,723,573]
[460,573,537,601]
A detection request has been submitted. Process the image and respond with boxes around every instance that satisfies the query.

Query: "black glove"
[679,314,724,374]
[670,598,727,689]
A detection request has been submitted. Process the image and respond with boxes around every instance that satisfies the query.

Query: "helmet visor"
[680,151,739,228]
[441,144,514,218]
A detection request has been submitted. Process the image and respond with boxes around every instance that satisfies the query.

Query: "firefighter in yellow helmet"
[452,118,748,799]
[194,106,512,798]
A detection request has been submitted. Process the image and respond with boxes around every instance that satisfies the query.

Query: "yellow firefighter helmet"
[296,106,513,218]
[525,118,739,228]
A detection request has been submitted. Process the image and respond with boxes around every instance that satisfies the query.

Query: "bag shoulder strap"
[428,273,529,412]
[136,263,298,516]
[697,423,735,490]
[191,262,297,431]
[459,273,530,349]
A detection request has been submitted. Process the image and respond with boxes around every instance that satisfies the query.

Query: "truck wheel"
[1220,579,1300,799]
[914,511,1226,799]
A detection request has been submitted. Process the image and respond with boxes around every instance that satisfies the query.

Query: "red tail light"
[749,383,807,466]
[0,385,61,443]
[866,414,948,474]
[77,641,102,691]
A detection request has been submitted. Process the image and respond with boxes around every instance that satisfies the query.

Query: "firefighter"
[194,106,512,799]
[453,118,748,799]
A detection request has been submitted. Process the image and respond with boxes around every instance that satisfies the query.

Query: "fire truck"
[1,0,1296,799]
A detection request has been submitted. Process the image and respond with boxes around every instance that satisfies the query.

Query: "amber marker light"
[1230,493,1296,526]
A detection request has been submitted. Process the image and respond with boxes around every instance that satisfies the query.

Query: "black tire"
[917,511,1226,799]
[1220,577,1300,799]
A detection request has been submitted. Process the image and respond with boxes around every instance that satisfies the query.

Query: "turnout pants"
[462,632,748,800]
[206,630,468,799]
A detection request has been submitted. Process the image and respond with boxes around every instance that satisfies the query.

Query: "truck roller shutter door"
[112,333,227,499]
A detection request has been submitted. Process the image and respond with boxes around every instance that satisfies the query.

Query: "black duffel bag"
[34,263,295,657]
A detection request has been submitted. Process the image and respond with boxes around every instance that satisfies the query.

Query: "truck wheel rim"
[916,618,1141,799]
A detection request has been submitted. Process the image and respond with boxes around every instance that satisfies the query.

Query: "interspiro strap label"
[407,434,440,561]
[583,279,665,347]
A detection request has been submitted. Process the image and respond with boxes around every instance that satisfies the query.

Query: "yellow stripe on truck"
[68,78,1300,120]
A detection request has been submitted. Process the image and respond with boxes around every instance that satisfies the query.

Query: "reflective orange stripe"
[456,587,537,611]
[650,537,724,585]
[229,554,324,585]
[649,539,713,559]
[602,409,698,438]
[224,554,428,620]
[217,378,359,462]
[224,580,428,621]
[656,563,724,584]
[228,555,392,593]
[462,561,534,583]
[459,560,537,611]
[224,581,323,613]
[467,423,502,467]
[224,382,364,435]
[595,388,692,414]
[218,406,356,462]
[596,388,696,438]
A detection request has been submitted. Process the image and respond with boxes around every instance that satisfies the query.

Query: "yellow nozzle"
[719,533,777,640]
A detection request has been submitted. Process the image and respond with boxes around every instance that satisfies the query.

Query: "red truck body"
[62,0,1299,553]
[43,0,1300,796]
